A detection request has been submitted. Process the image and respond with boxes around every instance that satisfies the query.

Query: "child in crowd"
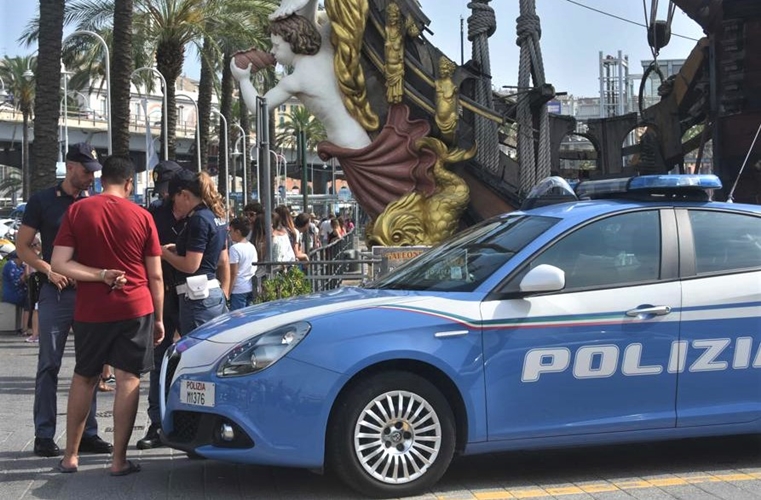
[227,217,258,310]
[24,238,42,342]
[2,250,28,336]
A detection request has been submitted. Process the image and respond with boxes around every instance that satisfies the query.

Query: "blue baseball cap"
[168,169,197,197]
[66,142,103,172]
[152,160,183,194]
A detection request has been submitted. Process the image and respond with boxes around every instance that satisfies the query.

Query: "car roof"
[515,198,761,226]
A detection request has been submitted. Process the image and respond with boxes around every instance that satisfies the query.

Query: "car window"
[504,210,661,292]
[367,215,558,292]
[688,210,761,274]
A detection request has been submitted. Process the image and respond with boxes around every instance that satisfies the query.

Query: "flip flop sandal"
[57,459,78,473]
[98,380,115,392]
[110,460,141,477]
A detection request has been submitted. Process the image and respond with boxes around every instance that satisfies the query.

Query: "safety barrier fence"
[254,230,382,294]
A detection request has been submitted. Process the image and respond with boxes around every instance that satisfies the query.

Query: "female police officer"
[161,171,228,335]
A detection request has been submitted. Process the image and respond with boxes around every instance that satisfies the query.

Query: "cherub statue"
[232,0,470,244]
[231,7,371,150]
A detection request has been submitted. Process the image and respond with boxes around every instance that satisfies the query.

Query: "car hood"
[187,287,427,344]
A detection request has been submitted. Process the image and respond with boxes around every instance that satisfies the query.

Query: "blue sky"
[1,0,705,97]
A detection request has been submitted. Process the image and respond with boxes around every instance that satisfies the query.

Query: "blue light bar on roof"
[574,178,629,199]
[575,174,722,199]
[627,174,722,190]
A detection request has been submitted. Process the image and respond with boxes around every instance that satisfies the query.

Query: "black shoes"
[34,435,112,456]
[34,437,61,457]
[136,424,163,450]
[79,434,113,454]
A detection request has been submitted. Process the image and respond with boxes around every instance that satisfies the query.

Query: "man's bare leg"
[110,368,140,473]
[60,373,99,470]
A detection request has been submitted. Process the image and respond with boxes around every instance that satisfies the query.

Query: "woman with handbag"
[160,171,229,336]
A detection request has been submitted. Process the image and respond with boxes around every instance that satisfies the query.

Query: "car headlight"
[216,322,311,377]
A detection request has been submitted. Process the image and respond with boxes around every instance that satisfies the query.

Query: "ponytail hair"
[196,172,226,218]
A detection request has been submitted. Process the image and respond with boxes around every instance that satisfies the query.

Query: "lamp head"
[23,69,34,82]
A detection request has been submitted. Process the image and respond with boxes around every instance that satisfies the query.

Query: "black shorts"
[73,314,155,378]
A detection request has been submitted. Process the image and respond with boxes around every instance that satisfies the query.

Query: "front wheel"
[328,371,456,498]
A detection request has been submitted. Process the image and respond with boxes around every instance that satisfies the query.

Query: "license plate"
[180,380,215,407]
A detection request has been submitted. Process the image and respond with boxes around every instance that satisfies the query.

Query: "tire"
[328,371,456,498]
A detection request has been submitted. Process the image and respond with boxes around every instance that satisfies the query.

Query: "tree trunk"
[111,0,134,157]
[32,0,65,193]
[156,40,184,160]
[218,48,234,196]
[197,37,214,172]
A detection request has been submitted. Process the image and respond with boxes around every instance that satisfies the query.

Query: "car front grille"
[172,411,202,444]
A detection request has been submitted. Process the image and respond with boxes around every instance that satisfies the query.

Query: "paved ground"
[1,331,760,500]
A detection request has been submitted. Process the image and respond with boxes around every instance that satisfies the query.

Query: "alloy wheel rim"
[353,390,442,484]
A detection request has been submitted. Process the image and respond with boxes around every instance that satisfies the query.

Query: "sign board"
[372,246,430,278]
[547,100,562,114]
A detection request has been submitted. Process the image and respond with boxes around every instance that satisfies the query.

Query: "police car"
[160,175,761,498]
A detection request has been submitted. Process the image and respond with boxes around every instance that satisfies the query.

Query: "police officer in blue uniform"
[16,143,113,457]
[161,171,229,335]
[136,160,185,450]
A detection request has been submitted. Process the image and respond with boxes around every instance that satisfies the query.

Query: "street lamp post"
[256,96,273,262]
[132,67,168,162]
[269,150,286,205]
[211,108,230,220]
[64,30,111,154]
[60,65,73,162]
[249,144,260,202]
[176,93,201,172]
[232,122,247,206]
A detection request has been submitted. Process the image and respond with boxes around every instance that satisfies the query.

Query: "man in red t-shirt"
[51,156,164,477]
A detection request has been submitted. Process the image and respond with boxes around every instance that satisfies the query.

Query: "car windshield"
[367,214,558,292]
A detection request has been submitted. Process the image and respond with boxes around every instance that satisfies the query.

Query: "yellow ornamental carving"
[326,0,380,131]
[435,56,459,145]
[368,138,477,247]
[384,2,405,104]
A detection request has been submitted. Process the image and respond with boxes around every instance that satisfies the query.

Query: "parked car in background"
[0,219,16,239]
[9,203,25,221]
[160,175,761,498]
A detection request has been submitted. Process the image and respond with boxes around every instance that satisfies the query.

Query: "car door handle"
[434,330,469,338]
[625,306,672,317]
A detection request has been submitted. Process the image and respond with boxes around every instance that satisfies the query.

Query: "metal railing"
[254,230,380,293]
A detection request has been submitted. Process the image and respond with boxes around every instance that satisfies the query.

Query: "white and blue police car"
[160,175,761,498]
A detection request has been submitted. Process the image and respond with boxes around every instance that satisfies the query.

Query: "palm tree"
[30,0,65,195]
[0,169,22,202]
[195,1,275,189]
[0,56,37,200]
[276,106,327,153]
[197,37,215,172]
[62,0,276,164]
[111,0,134,156]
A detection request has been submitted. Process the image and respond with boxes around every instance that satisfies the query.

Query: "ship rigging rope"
[468,1,500,174]
[515,0,551,195]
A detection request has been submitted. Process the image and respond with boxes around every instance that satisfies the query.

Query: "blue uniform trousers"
[146,290,180,425]
[178,287,228,337]
[34,284,99,439]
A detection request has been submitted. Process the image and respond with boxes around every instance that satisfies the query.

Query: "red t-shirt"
[55,194,162,323]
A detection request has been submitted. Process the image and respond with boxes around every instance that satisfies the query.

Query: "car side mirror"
[519,264,566,293]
